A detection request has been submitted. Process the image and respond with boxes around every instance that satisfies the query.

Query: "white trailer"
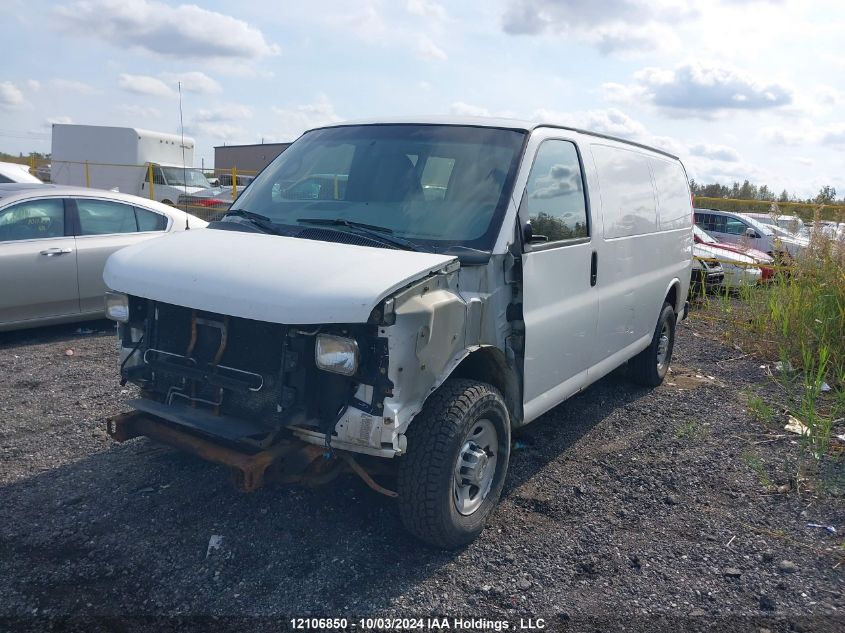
[51,124,211,204]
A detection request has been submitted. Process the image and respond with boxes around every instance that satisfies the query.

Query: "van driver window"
[521,140,588,243]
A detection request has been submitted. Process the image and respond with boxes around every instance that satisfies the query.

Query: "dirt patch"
[664,364,727,390]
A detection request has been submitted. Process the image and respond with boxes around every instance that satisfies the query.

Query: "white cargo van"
[51,124,211,205]
[103,118,693,548]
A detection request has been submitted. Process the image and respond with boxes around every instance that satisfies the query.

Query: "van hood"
[103,229,457,324]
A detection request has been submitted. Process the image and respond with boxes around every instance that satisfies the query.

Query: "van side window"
[521,140,588,242]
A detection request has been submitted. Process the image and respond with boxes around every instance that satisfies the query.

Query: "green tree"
[738,179,756,200]
[815,185,837,204]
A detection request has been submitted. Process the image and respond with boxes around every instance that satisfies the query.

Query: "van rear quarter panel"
[587,142,692,366]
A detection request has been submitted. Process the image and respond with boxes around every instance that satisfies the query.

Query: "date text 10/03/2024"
[289,617,547,630]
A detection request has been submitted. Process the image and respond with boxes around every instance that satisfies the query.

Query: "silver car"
[0,184,206,331]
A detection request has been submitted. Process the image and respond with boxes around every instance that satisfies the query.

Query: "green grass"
[746,392,776,425]
[741,448,773,489]
[703,209,844,468]
[675,419,709,441]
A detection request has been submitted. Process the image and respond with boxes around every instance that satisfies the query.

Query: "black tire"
[397,379,510,549]
[629,302,676,387]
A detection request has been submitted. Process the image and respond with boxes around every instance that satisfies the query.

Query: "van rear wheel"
[629,302,676,387]
[397,379,510,549]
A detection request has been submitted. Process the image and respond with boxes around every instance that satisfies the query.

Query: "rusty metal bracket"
[340,453,399,498]
[106,411,297,492]
[106,411,399,497]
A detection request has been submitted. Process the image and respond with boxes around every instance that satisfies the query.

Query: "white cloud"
[184,105,252,141]
[118,73,175,98]
[534,107,650,141]
[0,81,25,109]
[605,60,792,116]
[55,0,279,60]
[446,103,663,149]
[816,85,843,108]
[450,102,494,117]
[448,102,517,118]
[188,122,247,142]
[327,2,387,41]
[193,104,253,123]
[49,79,96,94]
[161,71,222,95]
[416,36,447,61]
[501,0,694,53]
[689,143,740,162]
[406,0,447,20]
[271,95,342,141]
[26,79,41,91]
[45,116,73,125]
[119,104,162,119]
[795,157,813,166]
[821,124,845,146]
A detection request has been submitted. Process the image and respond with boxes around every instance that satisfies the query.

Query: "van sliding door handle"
[40,248,72,256]
[590,251,598,287]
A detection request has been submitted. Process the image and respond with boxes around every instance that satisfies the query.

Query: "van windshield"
[161,167,211,189]
[229,124,526,251]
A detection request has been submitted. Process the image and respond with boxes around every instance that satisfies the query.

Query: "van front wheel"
[397,379,510,549]
[629,302,676,387]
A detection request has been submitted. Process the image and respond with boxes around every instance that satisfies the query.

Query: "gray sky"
[2,0,843,197]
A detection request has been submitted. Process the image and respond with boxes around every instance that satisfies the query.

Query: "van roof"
[312,116,679,160]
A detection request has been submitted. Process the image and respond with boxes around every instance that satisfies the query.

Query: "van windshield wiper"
[222,209,285,236]
[296,218,432,253]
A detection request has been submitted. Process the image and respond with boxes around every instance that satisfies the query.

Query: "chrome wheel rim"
[656,322,671,371]
[453,419,498,516]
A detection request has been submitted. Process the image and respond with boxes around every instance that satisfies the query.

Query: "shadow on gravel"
[0,365,650,617]
[0,320,114,349]
[503,365,650,496]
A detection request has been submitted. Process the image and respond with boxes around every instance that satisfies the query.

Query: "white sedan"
[693,225,762,290]
[0,184,206,331]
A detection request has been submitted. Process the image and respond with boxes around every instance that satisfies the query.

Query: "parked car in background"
[0,184,206,331]
[693,224,775,283]
[214,173,255,188]
[103,117,693,548]
[746,212,808,239]
[811,220,845,241]
[34,163,51,182]
[177,186,237,220]
[691,245,725,294]
[694,208,807,259]
[0,161,43,184]
[692,225,761,289]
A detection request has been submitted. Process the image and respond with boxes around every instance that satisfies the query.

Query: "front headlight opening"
[315,334,359,376]
[104,291,130,323]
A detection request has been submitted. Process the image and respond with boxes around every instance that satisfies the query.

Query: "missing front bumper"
[105,410,397,497]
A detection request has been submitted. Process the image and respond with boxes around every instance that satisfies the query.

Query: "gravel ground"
[0,315,843,633]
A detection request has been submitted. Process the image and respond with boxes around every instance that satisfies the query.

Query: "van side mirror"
[523,221,548,244]
[744,227,759,238]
